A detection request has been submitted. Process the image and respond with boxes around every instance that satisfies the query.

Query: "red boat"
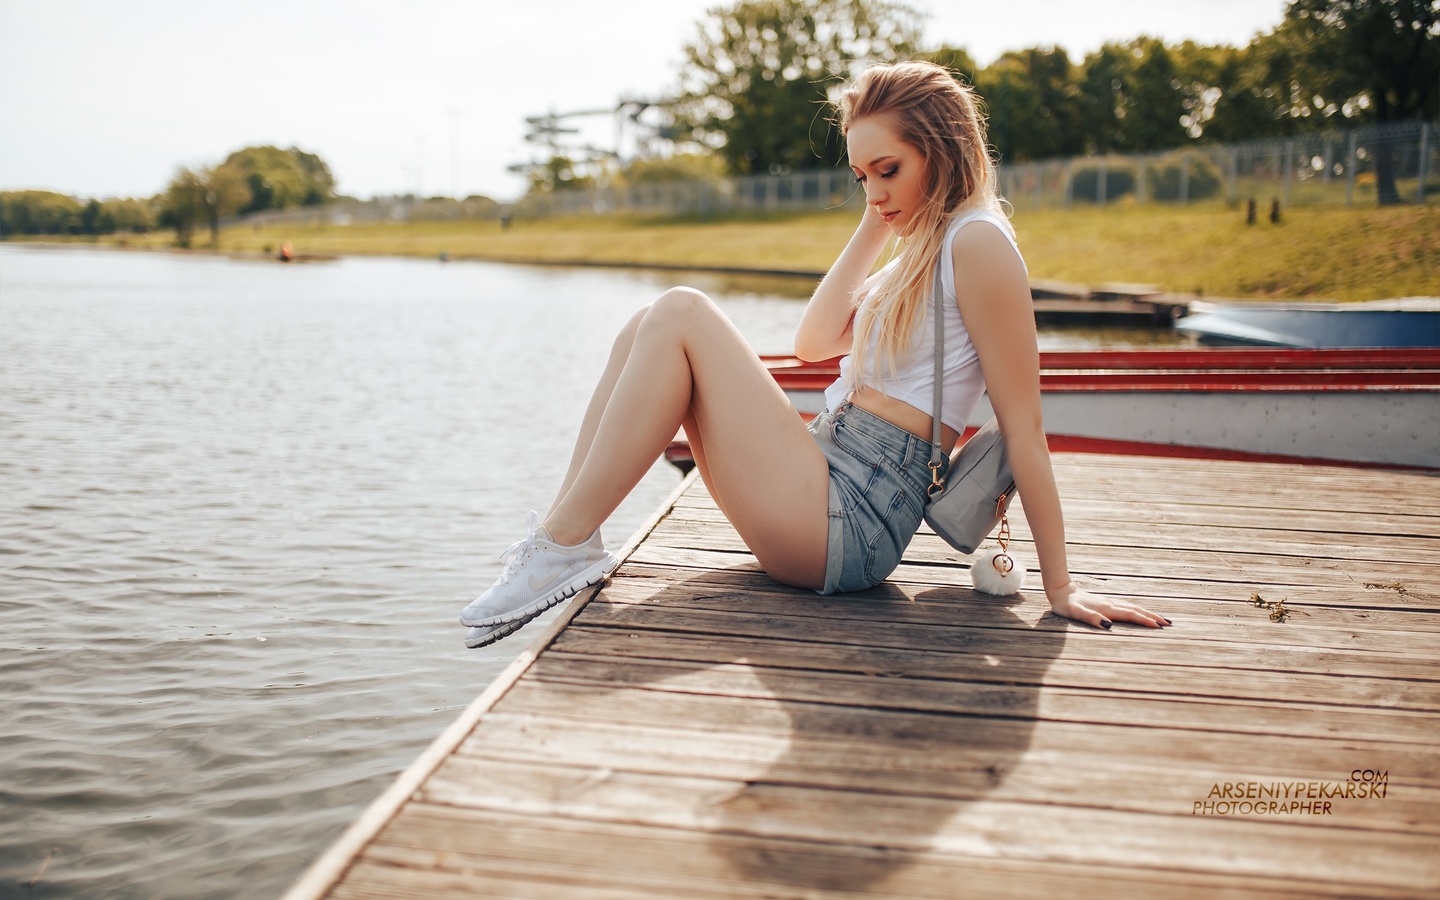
[665,348,1440,471]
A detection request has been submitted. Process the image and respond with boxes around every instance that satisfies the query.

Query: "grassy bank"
[62,201,1440,301]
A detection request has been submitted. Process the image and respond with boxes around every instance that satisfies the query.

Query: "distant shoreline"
[6,201,1438,301]
[3,238,826,279]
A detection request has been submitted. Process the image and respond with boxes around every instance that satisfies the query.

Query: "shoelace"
[496,510,542,585]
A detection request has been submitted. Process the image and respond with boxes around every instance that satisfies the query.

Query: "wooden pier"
[287,454,1440,899]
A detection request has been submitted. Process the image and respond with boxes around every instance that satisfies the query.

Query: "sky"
[0,0,1289,203]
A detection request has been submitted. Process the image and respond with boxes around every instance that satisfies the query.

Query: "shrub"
[1145,152,1223,201]
[1067,161,1136,203]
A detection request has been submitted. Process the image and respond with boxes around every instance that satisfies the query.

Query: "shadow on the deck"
[574,566,1067,892]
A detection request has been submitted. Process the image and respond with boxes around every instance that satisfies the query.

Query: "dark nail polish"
[1163,617,1173,625]
[1100,619,1112,629]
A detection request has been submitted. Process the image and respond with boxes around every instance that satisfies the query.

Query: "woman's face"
[846,114,929,237]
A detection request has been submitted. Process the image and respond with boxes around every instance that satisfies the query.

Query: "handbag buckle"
[927,460,945,498]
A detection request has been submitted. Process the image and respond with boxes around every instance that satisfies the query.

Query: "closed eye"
[854,166,899,183]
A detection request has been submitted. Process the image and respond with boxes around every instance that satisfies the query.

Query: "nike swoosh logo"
[528,571,558,593]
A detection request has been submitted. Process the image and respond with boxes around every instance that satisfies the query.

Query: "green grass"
[50,200,1440,301]
[1012,202,1440,301]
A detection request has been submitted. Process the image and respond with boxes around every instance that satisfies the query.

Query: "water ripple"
[1,247,798,898]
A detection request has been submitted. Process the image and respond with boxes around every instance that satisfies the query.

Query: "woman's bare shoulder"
[949,217,1026,288]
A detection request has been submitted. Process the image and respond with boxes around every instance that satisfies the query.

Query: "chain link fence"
[1000,119,1437,210]
[231,120,1437,228]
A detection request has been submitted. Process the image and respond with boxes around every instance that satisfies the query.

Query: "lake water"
[0,244,1175,898]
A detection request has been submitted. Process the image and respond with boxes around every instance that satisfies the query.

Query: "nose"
[865,180,887,207]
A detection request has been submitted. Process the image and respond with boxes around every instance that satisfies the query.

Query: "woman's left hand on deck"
[1045,584,1172,630]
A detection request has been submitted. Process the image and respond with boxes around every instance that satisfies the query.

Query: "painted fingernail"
[1163,617,1174,625]
[1099,619,1112,630]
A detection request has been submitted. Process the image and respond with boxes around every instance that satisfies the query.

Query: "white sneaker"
[459,511,617,628]
[464,608,542,649]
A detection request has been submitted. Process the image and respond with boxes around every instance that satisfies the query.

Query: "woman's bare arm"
[794,208,890,361]
[952,221,1170,630]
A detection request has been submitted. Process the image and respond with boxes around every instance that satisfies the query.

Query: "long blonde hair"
[835,61,1009,386]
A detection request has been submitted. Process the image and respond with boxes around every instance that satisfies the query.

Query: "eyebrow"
[854,155,898,169]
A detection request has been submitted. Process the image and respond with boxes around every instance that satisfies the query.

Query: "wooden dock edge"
[281,470,701,900]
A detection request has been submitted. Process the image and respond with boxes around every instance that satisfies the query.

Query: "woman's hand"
[857,202,890,235]
[1046,583,1172,631]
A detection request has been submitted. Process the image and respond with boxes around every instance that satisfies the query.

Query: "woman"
[459,60,1171,648]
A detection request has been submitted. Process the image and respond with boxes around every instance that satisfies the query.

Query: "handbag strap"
[926,258,946,498]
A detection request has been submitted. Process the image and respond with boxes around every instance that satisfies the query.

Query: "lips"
[880,210,899,223]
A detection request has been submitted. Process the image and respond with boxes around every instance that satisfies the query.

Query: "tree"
[1073,39,1192,155]
[972,47,1083,162]
[528,155,598,193]
[1124,39,1190,151]
[1167,41,1281,143]
[157,168,206,247]
[1075,43,1135,154]
[920,45,978,83]
[1277,0,1440,203]
[222,145,337,213]
[201,164,249,245]
[623,153,727,184]
[157,164,248,246]
[0,191,84,236]
[678,0,922,175]
[100,197,155,234]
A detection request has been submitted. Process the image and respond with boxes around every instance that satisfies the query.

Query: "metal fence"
[224,196,500,230]
[231,120,1437,228]
[999,119,1438,210]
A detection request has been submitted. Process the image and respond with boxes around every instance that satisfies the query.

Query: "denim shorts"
[807,400,937,594]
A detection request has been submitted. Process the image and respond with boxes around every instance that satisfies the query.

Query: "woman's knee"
[643,286,715,331]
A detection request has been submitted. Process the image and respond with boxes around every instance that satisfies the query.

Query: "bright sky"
[0,0,1287,202]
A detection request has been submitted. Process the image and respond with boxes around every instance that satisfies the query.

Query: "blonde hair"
[835,60,1010,388]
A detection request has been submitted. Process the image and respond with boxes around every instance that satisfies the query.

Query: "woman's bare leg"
[550,306,648,509]
[544,287,829,588]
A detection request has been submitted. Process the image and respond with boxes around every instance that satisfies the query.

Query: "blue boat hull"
[1176,302,1440,348]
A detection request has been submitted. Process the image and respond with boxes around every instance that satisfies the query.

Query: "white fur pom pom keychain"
[970,514,1027,596]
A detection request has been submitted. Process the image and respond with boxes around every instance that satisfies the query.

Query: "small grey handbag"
[921,262,1017,556]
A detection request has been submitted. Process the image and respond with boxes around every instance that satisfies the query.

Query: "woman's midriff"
[848,386,960,455]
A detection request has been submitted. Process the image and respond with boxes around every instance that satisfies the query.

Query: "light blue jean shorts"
[807,400,936,594]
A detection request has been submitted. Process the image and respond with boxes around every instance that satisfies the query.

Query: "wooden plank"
[330,860,687,900]
[657,507,1440,562]
[413,761,1440,893]
[592,578,1440,655]
[361,804,1422,899]
[626,538,1440,596]
[669,504,1440,546]
[548,623,1440,710]
[678,507,1440,552]
[488,680,1440,787]
[644,515,1440,582]
[524,655,1440,744]
[454,714,1440,832]
[674,469,1440,521]
[675,464,1440,516]
[615,561,1440,618]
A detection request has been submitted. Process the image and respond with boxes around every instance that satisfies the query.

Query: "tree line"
[575,0,1440,206]
[0,145,337,245]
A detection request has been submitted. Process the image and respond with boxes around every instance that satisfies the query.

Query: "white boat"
[666,348,1440,471]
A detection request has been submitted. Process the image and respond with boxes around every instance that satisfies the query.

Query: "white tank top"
[823,208,1025,434]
